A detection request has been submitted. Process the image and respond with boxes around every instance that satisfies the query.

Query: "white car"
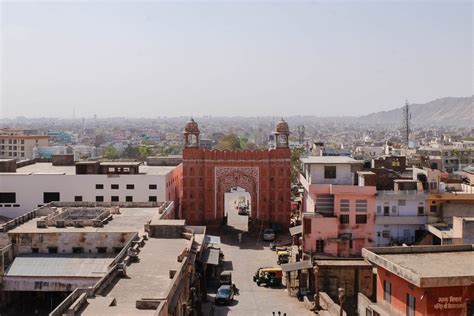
[263,228,275,241]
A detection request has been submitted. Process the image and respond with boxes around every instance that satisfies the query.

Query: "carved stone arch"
[215,167,259,220]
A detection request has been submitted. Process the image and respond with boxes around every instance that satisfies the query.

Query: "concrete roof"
[315,259,371,267]
[12,163,175,176]
[8,207,159,234]
[300,156,363,164]
[363,245,474,287]
[81,237,189,315]
[281,260,313,272]
[5,254,114,277]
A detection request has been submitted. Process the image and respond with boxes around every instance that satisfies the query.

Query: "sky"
[0,0,472,118]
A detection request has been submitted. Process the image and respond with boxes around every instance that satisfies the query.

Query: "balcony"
[375,215,428,225]
[377,190,427,197]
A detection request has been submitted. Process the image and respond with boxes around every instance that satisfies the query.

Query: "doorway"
[224,187,251,231]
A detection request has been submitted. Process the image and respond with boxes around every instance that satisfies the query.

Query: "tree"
[138,146,154,161]
[291,147,305,184]
[103,145,119,160]
[215,134,241,150]
[122,145,139,159]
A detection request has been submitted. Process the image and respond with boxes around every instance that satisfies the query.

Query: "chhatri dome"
[275,118,289,133]
[184,118,200,134]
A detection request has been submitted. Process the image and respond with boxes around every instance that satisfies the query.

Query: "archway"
[224,187,251,231]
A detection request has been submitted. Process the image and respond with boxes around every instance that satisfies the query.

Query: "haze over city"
[1,1,472,118]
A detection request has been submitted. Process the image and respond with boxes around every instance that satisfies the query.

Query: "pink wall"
[302,183,376,256]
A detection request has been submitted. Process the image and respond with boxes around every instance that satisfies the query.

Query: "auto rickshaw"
[276,250,290,265]
[253,267,283,287]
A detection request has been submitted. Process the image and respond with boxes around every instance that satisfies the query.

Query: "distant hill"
[359,96,473,127]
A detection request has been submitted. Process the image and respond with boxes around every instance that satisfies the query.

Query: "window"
[316,240,324,253]
[340,199,350,212]
[125,196,133,202]
[430,205,438,213]
[72,247,84,254]
[356,200,367,212]
[96,196,104,202]
[31,248,39,253]
[340,214,349,224]
[74,196,83,202]
[111,196,119,202]
[96,184,104,189]
[126,184,134,190]
[391,206,397,214]
[97,247,107,254]
[382,230,390,238]
[303,217,312,234]
[20,153,24,157]
[0,192,16,203]
[324,166,337,179]
[356,214,367,224]
[383,206,390,216]
[111,184,119,189]
[148,196,157,202]
[406,294,415,316]
[377,206,382,214]
[48,247,58,254]
[43,192,60,203]
[149,184,157,189]
[20,140,24,144]
[384,281,391,303]
[20,146,24,150]
[417,206,424,216]
[398,199,406,206]
[315,194,335,215]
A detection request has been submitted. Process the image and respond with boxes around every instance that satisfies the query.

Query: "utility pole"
[297,125,305,144]
[402,99,411,146]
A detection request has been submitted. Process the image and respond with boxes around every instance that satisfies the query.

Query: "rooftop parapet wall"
[183,147,291,161]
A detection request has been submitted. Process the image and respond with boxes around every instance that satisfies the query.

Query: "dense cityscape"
[1,1,473,316]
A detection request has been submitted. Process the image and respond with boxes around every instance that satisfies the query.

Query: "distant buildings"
[0,129,49,160]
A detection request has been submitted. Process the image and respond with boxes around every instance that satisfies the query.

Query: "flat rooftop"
[300,156,363,164]
[8,207,159,234]
[5,254,115,278]
[10,162,176,175]
[363,245,474,287]
[81,237,189,315]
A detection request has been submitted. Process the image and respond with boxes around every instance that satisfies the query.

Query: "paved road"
[225,192,250,232]
[202,229,313,316]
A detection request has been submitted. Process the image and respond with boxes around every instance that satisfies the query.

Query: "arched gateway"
[179,119,292,228]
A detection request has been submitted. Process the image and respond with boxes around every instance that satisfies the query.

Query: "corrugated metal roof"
[5,254,115,278]
[289,225,302,236]
[201,248,220,265]
[281,260,312,272]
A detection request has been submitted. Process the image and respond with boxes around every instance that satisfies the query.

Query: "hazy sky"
[1,1,472,118]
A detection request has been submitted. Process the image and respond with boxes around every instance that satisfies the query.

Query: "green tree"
[291,147,305,184]
[215,134,241,150]
[138,146,154,161]
[103,145,119,160]
[122,145,139,159]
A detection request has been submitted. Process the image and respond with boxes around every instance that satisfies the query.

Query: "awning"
[204,235,221,245]
[289,225,303,236]
[201,248,220,265]
[281,260,313,272]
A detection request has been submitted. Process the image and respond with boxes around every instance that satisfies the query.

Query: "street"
[202,225,313,316]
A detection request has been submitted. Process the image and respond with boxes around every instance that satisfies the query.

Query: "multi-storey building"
[0,159,180,219]
[359,245,474,316]
[299,156,376,257]
[0,129,49,160]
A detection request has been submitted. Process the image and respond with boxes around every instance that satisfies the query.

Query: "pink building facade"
[300,157,376,257]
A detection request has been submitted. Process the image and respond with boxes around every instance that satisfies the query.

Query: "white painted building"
[375,189,429,246]
[0,162,179,218]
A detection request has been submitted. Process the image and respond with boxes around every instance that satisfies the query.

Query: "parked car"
[215,285,234,305]
[263,228,275,241]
